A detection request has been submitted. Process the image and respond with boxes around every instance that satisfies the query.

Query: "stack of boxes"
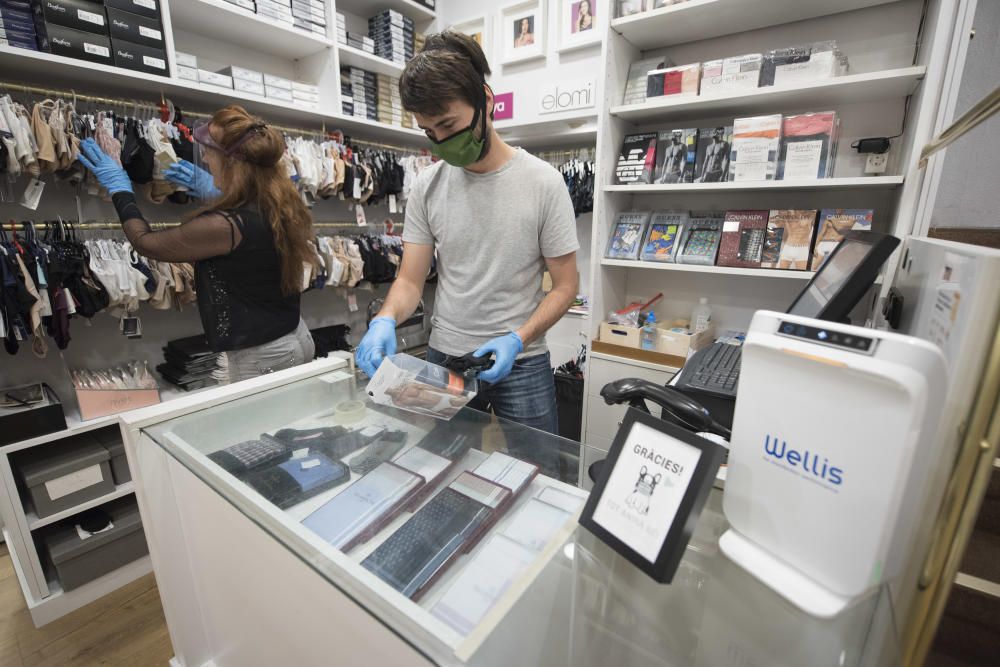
[368,9,412,66]
[256,0,293,28]
[174,50,199,83]
[24,0,167,76]
[292,80,318,109]
[376,73,401,126]
[347,30,372,54]
[341,66,377,121]
[264,73,293,103]
[289,0,325,36]
[220,66,265,96]
[1,0,42,51]
[224,0,256,14]
[335,10,345,44]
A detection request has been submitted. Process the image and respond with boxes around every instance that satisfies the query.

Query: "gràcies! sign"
[538,78,595,115]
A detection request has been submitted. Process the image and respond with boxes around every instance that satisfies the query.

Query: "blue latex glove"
[356,317,397,378]
[164,159,221,199]
[77,138,132,194]
[474,332,524,384]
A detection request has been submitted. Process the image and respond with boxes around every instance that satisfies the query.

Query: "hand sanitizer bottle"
[691,298,712,333]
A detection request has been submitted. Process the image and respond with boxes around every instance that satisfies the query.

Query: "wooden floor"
[0,543,173,666]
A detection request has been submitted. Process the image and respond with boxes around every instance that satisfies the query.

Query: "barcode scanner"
[600,378,732,440]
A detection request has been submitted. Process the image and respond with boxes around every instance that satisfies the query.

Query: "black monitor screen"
[786,232,899,322]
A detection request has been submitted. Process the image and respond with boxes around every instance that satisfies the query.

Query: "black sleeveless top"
[195,206,300,352]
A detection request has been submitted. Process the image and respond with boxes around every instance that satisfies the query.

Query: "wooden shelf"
[611,0,901,50]
[336,0,435,22]
[601,259,816,279]
[604,176,905,193]
[338,44,405,77]
[170,0,333,60]
[26,483,136,531]
[0,46,425,145]
[610,67,926,124]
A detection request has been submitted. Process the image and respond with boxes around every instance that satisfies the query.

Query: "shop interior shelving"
[600,260,816,279]
[603,176,905,193]
[337,44,407,77]
[336,0,435,23]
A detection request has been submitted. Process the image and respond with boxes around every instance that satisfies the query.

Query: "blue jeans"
[426,347,562,476]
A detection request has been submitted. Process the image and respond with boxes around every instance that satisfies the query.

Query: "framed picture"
[579,408,725,583]
[556,0,603,53]
[499,0,546,65]
[451,15,490,63]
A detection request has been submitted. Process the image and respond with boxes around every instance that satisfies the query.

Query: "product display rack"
[582,0,964,457]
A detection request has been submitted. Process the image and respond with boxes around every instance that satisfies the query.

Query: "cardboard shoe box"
[106,6,163,48]
[33,0,108,36]
[45,22,111,64]
[111,37,167,75]
[104,0,160,21]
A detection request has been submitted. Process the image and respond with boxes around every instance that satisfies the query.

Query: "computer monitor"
[786,231,900,322]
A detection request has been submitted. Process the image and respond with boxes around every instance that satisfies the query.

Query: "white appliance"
[719,310,947,618]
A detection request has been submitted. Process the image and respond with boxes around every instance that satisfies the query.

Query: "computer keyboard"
[675,341,743,399]
[361,487,492,598]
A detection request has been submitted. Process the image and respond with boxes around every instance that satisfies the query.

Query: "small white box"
[174,51,197,68]
[293,91,319,104]
[265,86,294,102]
[198,70,233,88]
[292,80,318,94]
[263,73,292,89]
[218,66,264,83]
[176,65,199,81]
[234,78,266,96]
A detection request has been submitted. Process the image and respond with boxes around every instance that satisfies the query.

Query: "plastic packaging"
[366,354,478,421]
[691,298,712,333]
[641,312,658,350]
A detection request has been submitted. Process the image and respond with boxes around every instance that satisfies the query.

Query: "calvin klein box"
[174,49,196,67]
[218,65,263,83]
[33,0,108,36]
[198,69,233,88]
[111,36,166,75]
[106,7,162,48]
[104,0,159,21]
[44,22,111,64]
[176,64,198,81]
[233,77,265,95]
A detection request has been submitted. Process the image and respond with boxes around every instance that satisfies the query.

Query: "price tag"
[355,205,367,226]
[20,178,45,210]
[301,459,321,470]
[352,177,362,200]
[388,194,398,214]
[139,26,162,40]
[347,293,358,312]
[85,42,110,58]
[78,9,105,26]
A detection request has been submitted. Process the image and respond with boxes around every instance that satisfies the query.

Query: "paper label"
[301,459,321,470]
[78,9,105,26]
[388,194,397,214]
[355,204,367,226]
[143,55,166,70]
[352,177,362,200]
[347,293,358,312]
[134,0,156,9]
[722,220,740,232]
[85,42,110,57]
[44,463,105,501]
[292,447,310,459]
[782,140,823,180]
[139,26,162,40]
[20,178,45,210]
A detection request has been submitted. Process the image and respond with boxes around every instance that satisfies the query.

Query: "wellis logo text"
[763,434,843,486]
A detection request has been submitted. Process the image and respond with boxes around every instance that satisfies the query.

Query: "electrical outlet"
[866,153,889,174]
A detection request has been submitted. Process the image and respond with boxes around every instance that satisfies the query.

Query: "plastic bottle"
[691,298,712,333]
[641,312,658,350]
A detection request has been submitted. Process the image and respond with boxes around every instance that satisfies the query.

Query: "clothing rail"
[0,80,425,153]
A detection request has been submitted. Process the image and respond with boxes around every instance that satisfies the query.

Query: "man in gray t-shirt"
[356,31,579,441]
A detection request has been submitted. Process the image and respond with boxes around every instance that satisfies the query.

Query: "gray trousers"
[223,319,315,383]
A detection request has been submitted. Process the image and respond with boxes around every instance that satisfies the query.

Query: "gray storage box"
[18,434,115,519]
[44,497,148,591]
[93,430,132,484]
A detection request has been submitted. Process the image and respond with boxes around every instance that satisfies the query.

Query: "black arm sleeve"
[111,192,242,263]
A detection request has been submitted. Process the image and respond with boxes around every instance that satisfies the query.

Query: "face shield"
[191,118,268,172]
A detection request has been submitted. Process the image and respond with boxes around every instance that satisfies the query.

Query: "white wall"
[436,0,604,131]
[929,0,1000,229]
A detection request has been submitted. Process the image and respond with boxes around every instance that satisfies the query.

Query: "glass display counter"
[119,357,898,667]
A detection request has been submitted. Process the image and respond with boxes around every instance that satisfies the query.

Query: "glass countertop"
[143,366,897,666]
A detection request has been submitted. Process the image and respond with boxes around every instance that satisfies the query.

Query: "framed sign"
[451,15,490,65]
[556,0,604,53]
[579,408,724,582]
[498,0,546,65]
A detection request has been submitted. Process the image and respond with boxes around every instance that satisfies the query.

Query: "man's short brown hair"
[400,31,492,116]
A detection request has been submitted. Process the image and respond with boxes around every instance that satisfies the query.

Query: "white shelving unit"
[337,44,406,77]
[336,0,435,23]
[610,66,926,123]
[581,0,962,458]
[601,259,815,279]
[169,0,334,59]
[25,483,136,531]
[604,176,905,193]
[610,0,901,50]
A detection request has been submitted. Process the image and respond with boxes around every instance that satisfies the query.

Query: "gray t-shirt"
[403,149,579,357]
